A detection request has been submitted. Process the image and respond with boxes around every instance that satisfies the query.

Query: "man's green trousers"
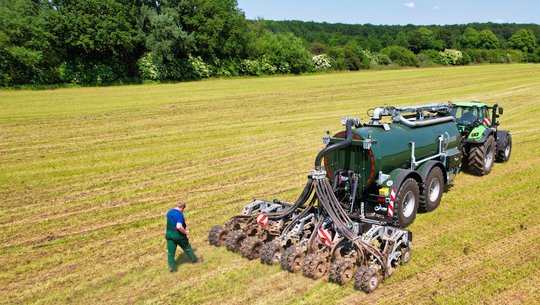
[165,230,198,271]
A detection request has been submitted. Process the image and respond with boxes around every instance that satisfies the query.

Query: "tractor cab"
[450,102,491,134]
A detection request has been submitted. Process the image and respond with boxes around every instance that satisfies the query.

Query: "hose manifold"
[310,169,327,180]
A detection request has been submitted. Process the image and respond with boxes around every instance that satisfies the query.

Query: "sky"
[236,0,540,25]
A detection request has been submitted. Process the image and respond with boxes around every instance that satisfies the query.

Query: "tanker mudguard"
[467,127,496,144]
[416,160,447,183]
[385,168,422,190]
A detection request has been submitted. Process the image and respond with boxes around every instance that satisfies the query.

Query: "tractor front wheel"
[467,135,496,176]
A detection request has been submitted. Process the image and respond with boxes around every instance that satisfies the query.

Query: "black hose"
[315,179,386,271]
[314,118,357,168]
[265,179,314,219]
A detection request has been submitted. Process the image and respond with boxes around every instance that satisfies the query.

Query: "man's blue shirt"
[167,209,186,230]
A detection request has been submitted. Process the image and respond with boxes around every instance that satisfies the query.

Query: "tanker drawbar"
[208,103,468,293]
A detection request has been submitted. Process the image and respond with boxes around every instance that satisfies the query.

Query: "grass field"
[1,64,539,304]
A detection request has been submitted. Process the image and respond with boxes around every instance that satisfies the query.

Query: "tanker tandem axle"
[208,102,509,293]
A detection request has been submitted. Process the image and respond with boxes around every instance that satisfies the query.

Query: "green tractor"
[449,101,512,176]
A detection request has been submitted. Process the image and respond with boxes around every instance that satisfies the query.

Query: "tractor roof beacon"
[449,101,512,176]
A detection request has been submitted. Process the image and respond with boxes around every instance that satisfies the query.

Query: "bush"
[464,49,508,64]
[505,50,527,63]
[189,55,213,79]
[138,53,159,80]
[255,31,313,74]
[327,47,347,70]
[380,46,418,67]
[60,60,124,84]
[438,49,464,65]
[371,52,391,65]
[416,53,438,67]
[312,54,331,69]
[215,59,239,77]
[239,59,262,76]
[419,50,442,63]
[458,52,471,65]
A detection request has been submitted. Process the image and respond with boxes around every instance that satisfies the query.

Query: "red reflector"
[377,197,385,203]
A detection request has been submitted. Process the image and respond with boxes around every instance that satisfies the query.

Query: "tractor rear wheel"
[225,229,246,252]
[240,236,264,260]
[208,225,229,246]
[260,241,282,265]
[496,133,512,163]
[467,135,496,176]
[419,167,444,212]
[395,178,419,228]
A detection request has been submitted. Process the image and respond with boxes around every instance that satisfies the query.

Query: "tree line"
[1,0,539,87]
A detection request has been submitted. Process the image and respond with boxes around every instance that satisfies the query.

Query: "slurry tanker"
[208,101,511,293]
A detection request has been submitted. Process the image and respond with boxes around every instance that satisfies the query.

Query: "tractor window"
[451,106,478,124]
[480,108,488,119]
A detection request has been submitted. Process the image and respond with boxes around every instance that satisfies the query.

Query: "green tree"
[178,0,250,60]
[52,0,144,83]
[310,42,327,55]
[255,31,313,74]
[381,46,418,66]
[408,27,443,53]
[145,7,194,62]
[509,29,538,53]
[395,31,410,49]
[478,30,499,49]
[460,27,480,49]
[436,28,457,49]
[0,0,58,85]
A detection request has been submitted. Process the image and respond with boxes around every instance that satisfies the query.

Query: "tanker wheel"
[354,266,380,293]
[225,229,246,252]
[281,245,304,273]
[496,133,512,163]
[395,178,419,228]
[466,135,496,176]
[329,259,354,285]
[240,236,264,260]
[418,167,444,212]
[260,241,282,265]
[208,225,229,246]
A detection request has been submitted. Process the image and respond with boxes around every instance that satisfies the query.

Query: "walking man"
[165,201,201,272]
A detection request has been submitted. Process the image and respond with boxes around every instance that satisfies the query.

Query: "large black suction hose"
[314,118,358,169]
